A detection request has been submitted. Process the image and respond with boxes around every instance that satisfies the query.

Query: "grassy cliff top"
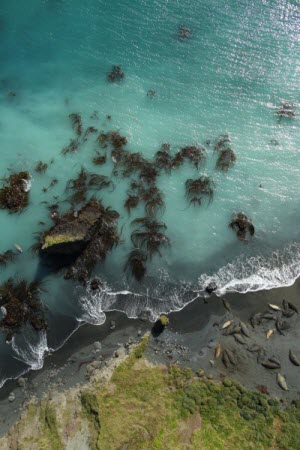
[1,335,300,450]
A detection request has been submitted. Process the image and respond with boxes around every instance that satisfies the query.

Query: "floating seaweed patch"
[90,110,99,120]
[97,131,110,148]
[269,139,279,146]
[139,184,161,202]
[96,130,127,152]
[110,131,127,149]
[128,181,165,217]
[154,144,174,173]
[66,168,114,205]
[216,147,237,171]
[92,152,107,166]
[69,113,83,136]
[147,89,156,98]
[171,151,184,169]
[124,248,148,281]
[139,162,158,184]
[179,145,206,170]
[7,91,17,99]
[0,171,31,213]
[178,25,191,39]
[214,134,231,152]
[276,102,295,118]
[145,194,165,217]
[107,65,125,82]
[0,250,17,267]
[35,161,48,174]
[82,126,98,142]
[131,217,170,258]
[61,138,80,155]
[42,178,58,193]
[62,115,98,155]
[0,278,47,342]
[124,194,140,215]
[185,176,215,206]
[229,212,255,241]
[121,152,145,177]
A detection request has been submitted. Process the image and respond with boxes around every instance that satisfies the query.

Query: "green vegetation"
[2,336,300,449]
[159,314,169,327]
[81,391,101,449]
[132,333,149,359]
[42,233,84,249]
[40,402,64,450]
[78,337,300,450]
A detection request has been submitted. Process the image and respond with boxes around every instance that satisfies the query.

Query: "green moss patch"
[159,315,169,327]
[42,233,84,249]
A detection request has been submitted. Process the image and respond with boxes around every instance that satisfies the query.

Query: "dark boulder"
[205,281,217,294]
[90,277,104,291]
[152,315,169,337]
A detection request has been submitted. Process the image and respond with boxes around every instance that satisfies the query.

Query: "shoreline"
[0,276,300,436]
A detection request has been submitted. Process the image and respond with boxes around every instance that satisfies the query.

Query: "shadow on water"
[34,252,81,282]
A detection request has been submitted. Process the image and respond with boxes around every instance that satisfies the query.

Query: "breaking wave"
[79,242,300,324]
[1,242,300,390]
[78,271,195,324]
[197,242,300,296]
[12,330,48,371]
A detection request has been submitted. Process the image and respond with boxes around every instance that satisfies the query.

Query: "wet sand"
[0,278,300,436]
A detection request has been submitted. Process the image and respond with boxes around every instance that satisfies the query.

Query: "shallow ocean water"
[0,0,300,385]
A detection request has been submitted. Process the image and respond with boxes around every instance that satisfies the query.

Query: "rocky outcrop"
[39,199,119,282]
[41,201,101,255]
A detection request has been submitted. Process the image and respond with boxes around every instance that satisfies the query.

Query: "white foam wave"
[22,178,32,192]
[12,330,48,370]
[78,271,193,323]
[198,242,300,296]
[79,243,300,323]
[2,243,298,390]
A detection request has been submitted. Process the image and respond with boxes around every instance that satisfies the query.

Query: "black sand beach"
[0,278,300,436]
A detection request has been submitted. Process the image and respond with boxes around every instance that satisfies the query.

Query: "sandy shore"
[0,277,300,436]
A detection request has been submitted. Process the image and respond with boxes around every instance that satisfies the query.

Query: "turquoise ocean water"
[0,0,300,386]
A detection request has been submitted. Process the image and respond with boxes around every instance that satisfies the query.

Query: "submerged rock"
[90,277,103,291]
[17,377,26,388]
[8,392,15,402]
[205,281,217,294]
[94,341,102,352]
[38,199,120,282]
